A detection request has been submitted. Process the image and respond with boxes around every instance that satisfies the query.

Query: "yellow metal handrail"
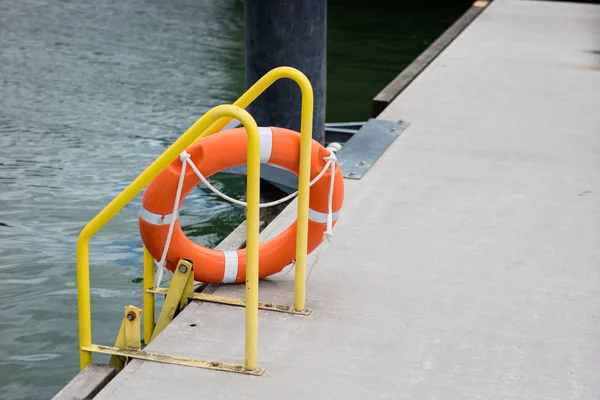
[76,66,314,373]
[76,104,261,370]
[195,66,314,312]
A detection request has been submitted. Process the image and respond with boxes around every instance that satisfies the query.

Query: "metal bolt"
[178,265,188,273]
[126,311,136,321]
[358,160,367,167]
[348,171,357,178]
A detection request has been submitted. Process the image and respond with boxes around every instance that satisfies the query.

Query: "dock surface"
[95,1,600,398]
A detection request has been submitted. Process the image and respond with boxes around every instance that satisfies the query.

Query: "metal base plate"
[337,118,409,179]
[220,119,408,189]
[147,288,312,316]
[84,345,264,375]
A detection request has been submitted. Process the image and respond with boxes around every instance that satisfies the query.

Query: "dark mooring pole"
[245,0,327,144]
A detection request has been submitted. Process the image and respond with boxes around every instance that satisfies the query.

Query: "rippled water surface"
[0,0,468,398]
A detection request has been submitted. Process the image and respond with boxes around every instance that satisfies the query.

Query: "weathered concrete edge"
[371,1,489,117]
[53,364,116,400]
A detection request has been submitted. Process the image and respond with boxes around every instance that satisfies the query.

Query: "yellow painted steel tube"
[244,112,261,372]
[143,246,155,344]
[195,67,312,144]
[291,72,314,312]
[76,104,261,370]
[195,67,314,311]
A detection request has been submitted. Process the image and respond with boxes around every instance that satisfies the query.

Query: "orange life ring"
[139,127,344,284]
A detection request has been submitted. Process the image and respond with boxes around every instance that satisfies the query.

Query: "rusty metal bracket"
[109,305,142,371]
[150,259,194,341]
[93,260,264,376]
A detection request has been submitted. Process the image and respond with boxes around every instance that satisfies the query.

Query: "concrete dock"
[94,1,600,398]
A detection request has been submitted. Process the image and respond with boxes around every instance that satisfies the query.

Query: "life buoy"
[139,127,344,284]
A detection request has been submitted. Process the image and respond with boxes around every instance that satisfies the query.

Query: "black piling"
[245,0,327,144]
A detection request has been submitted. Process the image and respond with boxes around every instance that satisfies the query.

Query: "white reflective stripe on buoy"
[222,251,239,284]
[308,209,340,224]
[139,206,178,226]
[259,127,273,164]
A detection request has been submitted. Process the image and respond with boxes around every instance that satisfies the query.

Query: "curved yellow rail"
[76,104,261,370]
[196,67,314,312]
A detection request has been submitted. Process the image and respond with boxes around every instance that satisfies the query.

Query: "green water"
[0,0,468,398]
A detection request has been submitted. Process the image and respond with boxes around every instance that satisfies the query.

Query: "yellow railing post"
[195,67,314,312]
[143,247,155,344]
[293,73,314,312]
[76,104,261,370]
[75,236,92,369]
[243,117,261,373]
